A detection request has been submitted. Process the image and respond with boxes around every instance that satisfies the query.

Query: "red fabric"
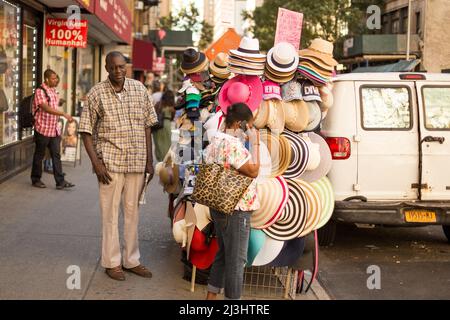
[33,83,61,137]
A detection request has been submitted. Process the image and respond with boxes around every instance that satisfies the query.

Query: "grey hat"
[281,80,302,102]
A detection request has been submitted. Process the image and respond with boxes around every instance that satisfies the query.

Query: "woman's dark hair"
[152,80,161,93]
[224,103,253,127]
[161,90,175,107]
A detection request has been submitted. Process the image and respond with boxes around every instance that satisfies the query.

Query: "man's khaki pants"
[98,172,144,269]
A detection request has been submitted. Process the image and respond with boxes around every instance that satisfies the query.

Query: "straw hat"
[311,176,335,230]
[229,64,264,76]
[295,179,322,237]
[281,130,310,179]
[263,178,308,241]
[157,155,180,194]
[229,56,265,70]
[265,100,285,132]
[256,140,272,182]
[304,136,321,171]
[180,48,208,74]
[251,176,289,229]
[298,38,338,67]
[260,130,291,177]
[253,100,270,129]
[283,100,310,132]
[193,203,211,232]
[318,85,334,110]
[299,132,332,183]
[300,60,333,77]
[266,42,299,73]
[252,236,284,266]
[209,52,231,79]
[229,36,266,59]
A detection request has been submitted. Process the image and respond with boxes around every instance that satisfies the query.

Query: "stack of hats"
[180,48,208,75]
[253,80,285,132]
[264,42,299,84]
[184,85,201,121]
[297,38,337,86]
[228,37,266,76]
[209,52,231,85]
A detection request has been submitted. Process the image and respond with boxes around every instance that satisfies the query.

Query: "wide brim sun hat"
[311,176,335,230]
[265,100,285,132]
[294,179,322,237]
[251,176,289,229]
[253,100,270,129]
[281,130,310,179]
[256,140,272,182]
[298,132,332,183]
[268,237,306,267]
[263,178,308,241]
[260,130,291,177]
[247,228,266,266]
[298,38,338,67]
[218,74,263,115]
[251,234,284,266]
[303,101,322,132]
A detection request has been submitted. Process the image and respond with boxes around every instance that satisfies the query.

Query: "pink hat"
[262,80,282,101]
[218,75,263,115]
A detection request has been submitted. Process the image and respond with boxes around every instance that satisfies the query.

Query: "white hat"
[229,37,266,59]
[267,42,299,73]
[178,79,192,93]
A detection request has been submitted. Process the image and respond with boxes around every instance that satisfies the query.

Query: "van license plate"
[404,210,436,223]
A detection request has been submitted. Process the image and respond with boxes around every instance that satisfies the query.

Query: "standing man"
[31,69,75,189]
[79,51,158,281]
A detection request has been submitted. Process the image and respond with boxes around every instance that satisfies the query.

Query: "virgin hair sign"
[45,18,88,48]
[274,8,303,50]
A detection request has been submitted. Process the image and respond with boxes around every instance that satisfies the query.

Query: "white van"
[320,72,450,246]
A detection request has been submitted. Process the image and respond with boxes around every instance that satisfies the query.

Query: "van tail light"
[325,137,351,160]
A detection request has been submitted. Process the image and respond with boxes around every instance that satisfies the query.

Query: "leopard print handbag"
[192,163,253,215]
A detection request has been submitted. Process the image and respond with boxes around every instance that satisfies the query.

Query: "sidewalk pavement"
[0,151,325,300]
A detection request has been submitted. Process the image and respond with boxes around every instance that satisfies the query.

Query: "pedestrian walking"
[79,51,158,281]
[31,69,75,189]
[203,103,261,300]
[152,89,176,162]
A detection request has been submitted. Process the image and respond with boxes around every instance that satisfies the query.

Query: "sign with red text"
[94,0,132,44]
[274,8,303,50]
[45,18,88,48]
[152,57,166,73]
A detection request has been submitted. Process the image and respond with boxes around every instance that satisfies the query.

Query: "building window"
[361,87,412,130]
[0,0,21,147]
[416,11,421,34]
[401,7,408,34]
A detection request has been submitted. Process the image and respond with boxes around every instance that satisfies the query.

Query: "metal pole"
[406,0,412,60]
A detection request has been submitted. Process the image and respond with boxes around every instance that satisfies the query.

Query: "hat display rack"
[156,35,338,293]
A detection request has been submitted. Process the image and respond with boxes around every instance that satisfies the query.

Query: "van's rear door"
[355,81,419,200]
[416,82,450,200]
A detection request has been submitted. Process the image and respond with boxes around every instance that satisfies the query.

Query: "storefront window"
[21,24,38,138]
[0,0,20,146]
[75,45,94,116]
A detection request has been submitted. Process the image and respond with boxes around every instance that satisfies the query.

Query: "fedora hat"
[228,64,264,76]
[265,100,285,132]
[298,38,338,67]
[299,132,332,183]
[267,42,299,73]
[304,101,322,132]
[246,228,266,266]
[194,203,212,232]
[158,155,180,194]
[311,176,335,230]
[281,130,310,179]
[253,100,270,129]
[283,100,310,132]
[209,52,230,79]
[218,75,263,115]
[281,80,302,102]
[228,56,265,69]
[295,179,322,237]
[251,176,289,229]
[252,235,284,266]
[181,48,208,74]
[256,140,272,182]
[260,130,291,177]
[263,178,308,241]
[264,69,296,84]
[229,36,266,59]
[268,237,306,267]
[262,80,282,101]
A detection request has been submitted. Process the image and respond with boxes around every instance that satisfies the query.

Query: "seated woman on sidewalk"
[203,103,260,300]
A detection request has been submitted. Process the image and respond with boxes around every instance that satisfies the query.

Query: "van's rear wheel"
[318,220,337,247]
[443,225,450,243]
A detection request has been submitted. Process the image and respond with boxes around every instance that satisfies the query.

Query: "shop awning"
[352,59,421,73]
[132,39,154,71]
[38,0,132,44]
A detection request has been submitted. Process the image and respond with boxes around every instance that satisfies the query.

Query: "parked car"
[320,72,450,246]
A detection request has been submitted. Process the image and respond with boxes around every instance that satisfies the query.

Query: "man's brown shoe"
[105,266,125,281]
[123,265,152,278]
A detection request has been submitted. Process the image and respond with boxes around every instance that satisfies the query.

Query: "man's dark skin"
[81,54,154,185]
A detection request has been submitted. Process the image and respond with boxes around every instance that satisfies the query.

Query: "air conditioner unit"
[135,1,144,10]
